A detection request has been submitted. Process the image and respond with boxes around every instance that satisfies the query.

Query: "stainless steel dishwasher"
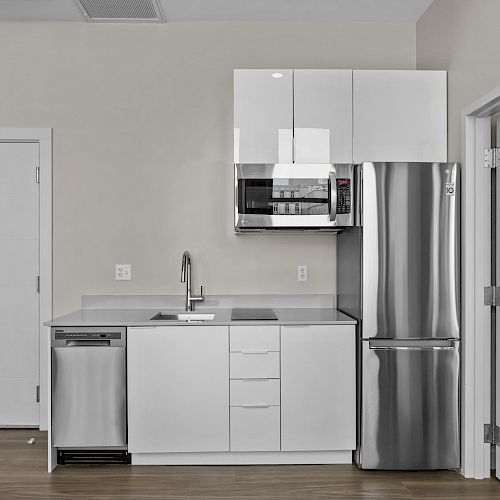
[51,327,127,456]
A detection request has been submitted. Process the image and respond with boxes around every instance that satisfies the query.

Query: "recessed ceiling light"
[272,73,283,79]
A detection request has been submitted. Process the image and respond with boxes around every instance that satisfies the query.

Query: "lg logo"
[445,183,455,196]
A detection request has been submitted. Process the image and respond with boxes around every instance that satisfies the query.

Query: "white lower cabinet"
[127,325,229,453]
[229,325,281,452]
[230,406,280,451]
[127,323,356,460]
[281,325,356,451]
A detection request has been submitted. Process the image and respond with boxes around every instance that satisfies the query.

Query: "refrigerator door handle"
[329,171,337,221]
[368,339,456,350]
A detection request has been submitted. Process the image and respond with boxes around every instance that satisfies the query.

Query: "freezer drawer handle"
[369,346,455,351]
[240,405,270,409]
[368,339,455,350]
[65,340,111,347]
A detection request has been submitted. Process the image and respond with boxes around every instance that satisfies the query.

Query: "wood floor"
[1,430,500,500]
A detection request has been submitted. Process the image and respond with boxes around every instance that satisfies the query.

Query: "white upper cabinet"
[294,70,353,164]
[353,70,447,163]
[234,69,293,164]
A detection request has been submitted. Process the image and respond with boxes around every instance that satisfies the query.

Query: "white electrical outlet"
[297,265,308,282]
[115,264,131,281]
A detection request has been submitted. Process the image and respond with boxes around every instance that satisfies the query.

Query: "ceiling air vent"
[75,0,165,23]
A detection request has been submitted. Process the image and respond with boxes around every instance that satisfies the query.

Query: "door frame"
[462,87,500,478]
[0,129,52,431]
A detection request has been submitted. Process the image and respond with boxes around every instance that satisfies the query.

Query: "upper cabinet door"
[353,70,447,163]
[294,70,353,164]
[234,69,293,164]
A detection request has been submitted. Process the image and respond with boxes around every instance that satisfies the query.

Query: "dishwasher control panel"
[51,327,126,347]
[54,331,122,340]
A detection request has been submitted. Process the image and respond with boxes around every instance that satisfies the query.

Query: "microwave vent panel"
[75,0,165,22]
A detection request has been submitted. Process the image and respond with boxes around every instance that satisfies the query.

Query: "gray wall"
[0,22,416,315]
[417,0,500,161]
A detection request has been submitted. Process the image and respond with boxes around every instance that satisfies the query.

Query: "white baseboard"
[131,450,353,465]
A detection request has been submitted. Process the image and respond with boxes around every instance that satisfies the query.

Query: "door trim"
[462,88,500,478]
[0,129,52,436]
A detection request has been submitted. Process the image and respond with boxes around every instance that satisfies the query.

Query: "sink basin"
[150,312,215,322]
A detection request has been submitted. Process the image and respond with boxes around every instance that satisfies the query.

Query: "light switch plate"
[297,265,308,282]
[115,264,131,281]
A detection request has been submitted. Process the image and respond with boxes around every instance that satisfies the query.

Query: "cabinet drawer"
[230,406,280,451]
[230,326,280,352]
[230,351,280,379]
[230,379,280,406]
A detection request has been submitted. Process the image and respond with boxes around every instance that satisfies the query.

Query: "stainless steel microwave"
[235,163,355,232]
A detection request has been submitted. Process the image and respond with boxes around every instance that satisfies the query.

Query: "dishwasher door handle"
[65,340,111,347]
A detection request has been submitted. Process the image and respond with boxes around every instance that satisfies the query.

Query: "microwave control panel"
[337,178,351,214]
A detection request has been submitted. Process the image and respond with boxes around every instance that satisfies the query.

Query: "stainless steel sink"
[150,312,215,322]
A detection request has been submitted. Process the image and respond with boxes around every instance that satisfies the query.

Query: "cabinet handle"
[240,350,269,354]
[240,405,270,409]
[240,378,271,382]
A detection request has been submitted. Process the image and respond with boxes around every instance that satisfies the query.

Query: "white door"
[127,326,229,453]
[294,69,353,163]
[353,70,447,163]
[234,69,293,164]
[0,142,39,426]
[281,325,356,451]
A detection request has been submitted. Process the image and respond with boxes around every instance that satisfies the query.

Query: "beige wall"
[0,22,416,315]
[417,0,500,161]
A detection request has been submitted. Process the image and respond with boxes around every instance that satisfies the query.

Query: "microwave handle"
[329,171,337,221]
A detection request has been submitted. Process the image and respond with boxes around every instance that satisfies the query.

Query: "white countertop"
[46,307,356,327]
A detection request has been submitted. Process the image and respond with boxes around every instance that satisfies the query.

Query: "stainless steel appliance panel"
[235,163,354,230]
[51,328,127,448]
[362,162,460,339]
[360,339,460,470]
[337,227,362,321]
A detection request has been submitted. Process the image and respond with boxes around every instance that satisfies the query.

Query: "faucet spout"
[180,250,204,311]
[181,251,189,283]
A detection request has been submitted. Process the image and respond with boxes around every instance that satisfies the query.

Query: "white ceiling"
[0,0,435,23]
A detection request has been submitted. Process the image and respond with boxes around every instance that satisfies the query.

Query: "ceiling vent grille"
[75,0,165,22]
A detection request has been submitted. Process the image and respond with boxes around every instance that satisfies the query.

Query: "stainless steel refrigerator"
[337,162,460,470]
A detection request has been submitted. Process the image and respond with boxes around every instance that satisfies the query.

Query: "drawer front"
[230,352,280,379]
[230,406,280,452]
[230,326,280,352]
[230,379,280,406]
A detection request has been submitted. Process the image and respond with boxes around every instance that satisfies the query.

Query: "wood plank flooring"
[1,430,500,500]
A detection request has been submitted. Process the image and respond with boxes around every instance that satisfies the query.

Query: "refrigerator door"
[359,339,460,470]
[362,162,460,339]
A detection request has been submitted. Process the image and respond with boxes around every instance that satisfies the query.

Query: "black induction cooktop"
[231,308,278,321]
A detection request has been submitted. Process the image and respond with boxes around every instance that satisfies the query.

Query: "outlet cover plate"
[115,264,131,281]
[297,265,308,282]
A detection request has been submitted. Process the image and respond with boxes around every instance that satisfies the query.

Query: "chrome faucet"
[180,251,204,311]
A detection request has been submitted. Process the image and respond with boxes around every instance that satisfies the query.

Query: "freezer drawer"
[52,346,127,447]
[359,339,460,470]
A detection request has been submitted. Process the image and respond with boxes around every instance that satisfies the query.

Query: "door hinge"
[36,385,40,403]
[484,148,500,168]
[35,166,40,183]
[484,286,500,306]
[36,275,40,294]
[484,424,500,445]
